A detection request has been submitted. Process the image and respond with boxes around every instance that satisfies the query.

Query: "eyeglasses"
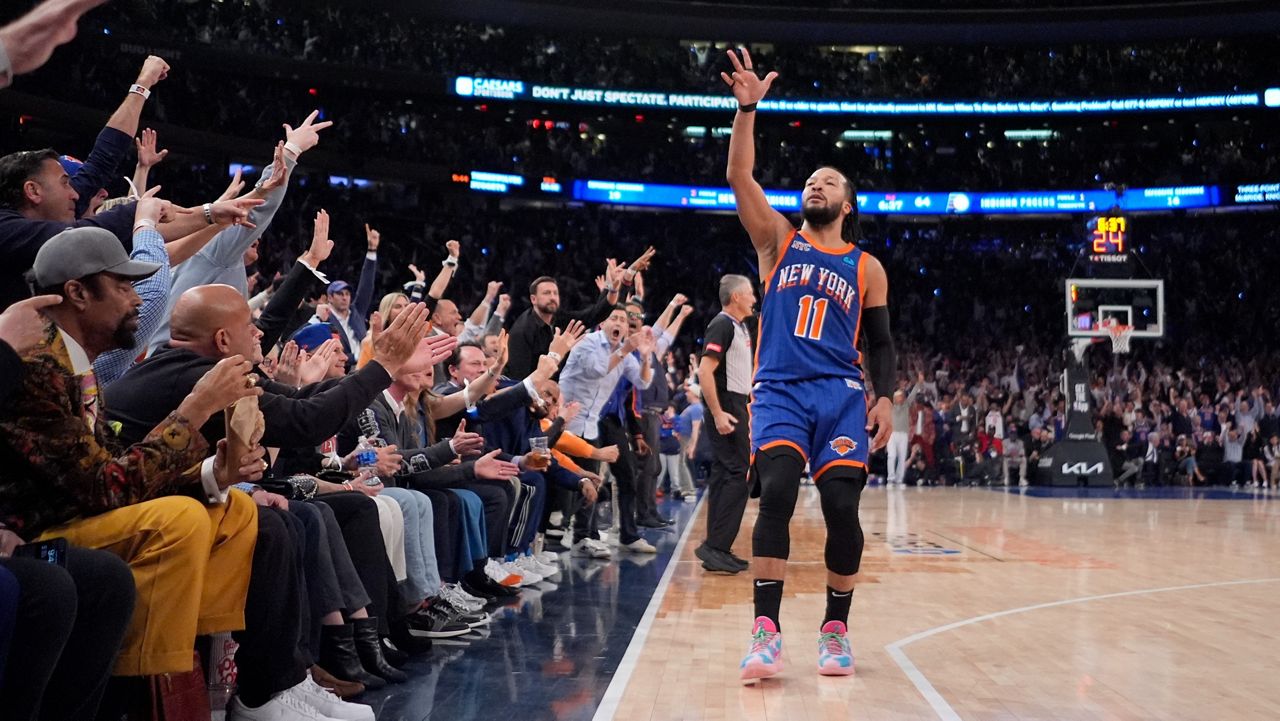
[627,312,644,320]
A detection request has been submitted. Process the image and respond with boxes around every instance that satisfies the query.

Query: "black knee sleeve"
[817,469,867,576]
[750,447,805,560]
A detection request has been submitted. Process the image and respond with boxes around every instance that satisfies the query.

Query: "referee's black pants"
[704,391,751,554]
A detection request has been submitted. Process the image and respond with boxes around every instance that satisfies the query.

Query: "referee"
[694,275,756,574]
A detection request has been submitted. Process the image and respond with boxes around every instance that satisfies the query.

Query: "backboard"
[1065,278,1164,339]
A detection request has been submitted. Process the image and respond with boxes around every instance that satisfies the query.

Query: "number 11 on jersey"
[793,295,828,341]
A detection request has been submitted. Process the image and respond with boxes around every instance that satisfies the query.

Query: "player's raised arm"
[722,48,794,274]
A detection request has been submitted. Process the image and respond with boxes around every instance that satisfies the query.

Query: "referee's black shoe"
[695,542,742,574]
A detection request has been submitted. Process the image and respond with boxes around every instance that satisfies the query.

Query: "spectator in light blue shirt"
[145,111,331,354]
[559,308,657,442]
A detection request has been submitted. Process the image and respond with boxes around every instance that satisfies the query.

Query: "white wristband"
[283,141,303,156]
[547,351,563,363]
[133,219,157,232]
[129,84,151,100]
[442,257,459,268]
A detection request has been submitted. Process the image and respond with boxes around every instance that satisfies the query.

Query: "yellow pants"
[39,491,258,675]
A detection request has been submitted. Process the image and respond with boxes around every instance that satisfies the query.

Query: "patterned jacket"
[0,325,210,538]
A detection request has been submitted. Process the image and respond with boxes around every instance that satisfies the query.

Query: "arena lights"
[453,76,1274,117]
[568,180,1231,215]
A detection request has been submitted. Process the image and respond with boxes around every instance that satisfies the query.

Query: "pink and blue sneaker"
[817,620,855,676]
[739,616,784,683]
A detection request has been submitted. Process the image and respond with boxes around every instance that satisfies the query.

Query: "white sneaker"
[535,550,560,566]
[586,538,613,554]
[525,554,559,575]
[572,537,613,559]
[484,558,523,586]
[227,689,341,721]
[442,583,485,613]
[683,494,697,503]
[549,511,563,527]
[515,555,557,578]
[502,560,541,585]
[295,677,375,721]
[623,538,657,554]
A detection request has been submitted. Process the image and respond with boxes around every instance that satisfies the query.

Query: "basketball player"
[721,48,895,682]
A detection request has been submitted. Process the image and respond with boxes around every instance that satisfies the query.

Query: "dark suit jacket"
[258,259,324,354]
[337,392,477,490]
[0,327,209,536]
[106,345,393,449]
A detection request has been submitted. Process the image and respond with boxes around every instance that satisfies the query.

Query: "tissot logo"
[1061,462,1104,475]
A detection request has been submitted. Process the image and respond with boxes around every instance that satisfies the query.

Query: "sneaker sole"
[818,661,855,676]
[740,659,783,683]
[409,626,473,639]
[701,562,740,575]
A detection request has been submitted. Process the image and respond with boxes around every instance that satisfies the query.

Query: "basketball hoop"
[1105,323,1133,354]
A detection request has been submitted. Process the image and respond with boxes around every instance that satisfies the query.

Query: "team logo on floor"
[829,436,858,456]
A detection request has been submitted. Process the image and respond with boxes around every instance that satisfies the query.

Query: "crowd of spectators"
[14,34,1276,194]
[103,0,1277,100]
[1,2,1279,721]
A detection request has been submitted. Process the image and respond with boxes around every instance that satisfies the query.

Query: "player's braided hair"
[816,165,861,244]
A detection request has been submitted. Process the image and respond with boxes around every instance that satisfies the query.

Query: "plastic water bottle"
[355,436,379,478]
[355,409,383,482]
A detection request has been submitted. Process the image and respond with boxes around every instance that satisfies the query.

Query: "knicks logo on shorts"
[844,379,863,391]
[829,436,858,456]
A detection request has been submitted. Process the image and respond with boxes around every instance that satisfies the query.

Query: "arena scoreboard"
[1087,215,1130,264]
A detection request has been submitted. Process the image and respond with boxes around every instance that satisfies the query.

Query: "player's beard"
[802,200,842,229]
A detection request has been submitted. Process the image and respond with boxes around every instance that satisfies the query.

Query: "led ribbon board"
[455,76,1278,117]
[570,181,1225,214]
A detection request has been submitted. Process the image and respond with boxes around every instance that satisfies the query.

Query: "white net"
[1106,324,1133,354]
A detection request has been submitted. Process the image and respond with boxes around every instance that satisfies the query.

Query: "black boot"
[319,623,386,690]
[380,637,409,668]
[353,617,408,683]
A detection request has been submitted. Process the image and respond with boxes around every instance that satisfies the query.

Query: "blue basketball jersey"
[754,231,867,384]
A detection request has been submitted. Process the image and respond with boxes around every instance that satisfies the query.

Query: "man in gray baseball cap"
[31,226,160,353]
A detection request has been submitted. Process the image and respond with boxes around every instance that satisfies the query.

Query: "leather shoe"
[310,665,365,699]
[638,514,674,528]
[319,624,386,690]
[353,617,408,683]
[694,543,741,574]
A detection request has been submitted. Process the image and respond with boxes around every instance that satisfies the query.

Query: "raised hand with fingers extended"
[283,109,333,157]
[720,47,779,107]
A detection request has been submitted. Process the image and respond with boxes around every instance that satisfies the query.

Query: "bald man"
[105,284,431,450]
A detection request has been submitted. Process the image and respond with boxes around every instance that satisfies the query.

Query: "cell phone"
[13,537,68,567]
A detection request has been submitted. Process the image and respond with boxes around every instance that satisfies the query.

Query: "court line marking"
[885,576,1280,721]
[591,494,706,721]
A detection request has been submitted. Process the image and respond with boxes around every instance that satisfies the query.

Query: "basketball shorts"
[750,376,869,481]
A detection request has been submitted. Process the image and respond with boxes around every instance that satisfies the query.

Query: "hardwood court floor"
[607,486,1280,721]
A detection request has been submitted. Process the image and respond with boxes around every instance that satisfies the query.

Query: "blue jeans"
[381,487,439,603]
[450,489,488,574]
